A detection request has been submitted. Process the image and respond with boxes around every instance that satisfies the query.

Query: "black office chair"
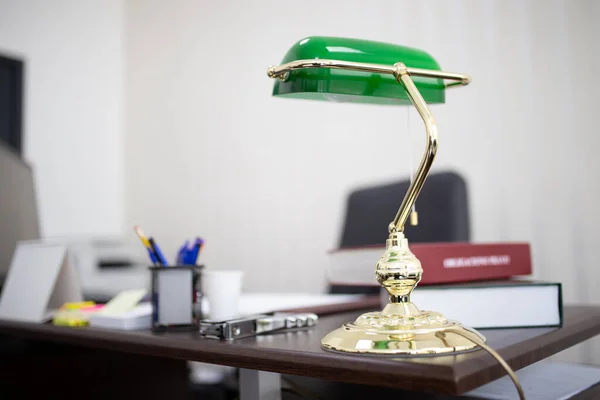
[331,171,470,294]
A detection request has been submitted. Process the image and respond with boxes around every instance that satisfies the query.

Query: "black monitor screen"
[0,55,23,154]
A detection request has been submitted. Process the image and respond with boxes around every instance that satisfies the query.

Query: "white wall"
[0,0,125,238]
[125,0,600,293]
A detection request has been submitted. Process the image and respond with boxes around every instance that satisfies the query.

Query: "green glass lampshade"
[272,36,445,105]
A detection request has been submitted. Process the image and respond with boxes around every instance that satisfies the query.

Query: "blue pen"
[183,241,194,265]
[147,248,159,265]
[189,238,203,265]
[149,237,169,266]
[177,240,189,264]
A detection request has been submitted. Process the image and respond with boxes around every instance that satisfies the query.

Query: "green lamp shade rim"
[272,36,446,105]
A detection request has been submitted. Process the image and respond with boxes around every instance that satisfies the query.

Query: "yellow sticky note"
[63,301,95,310]
[100,289,147,316]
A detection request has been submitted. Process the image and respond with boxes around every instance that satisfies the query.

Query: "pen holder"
[149,265,203,331]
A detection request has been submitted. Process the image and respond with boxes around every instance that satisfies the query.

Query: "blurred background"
[1,0,599,363]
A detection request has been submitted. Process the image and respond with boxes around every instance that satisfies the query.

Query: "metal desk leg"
[239,368,281,400]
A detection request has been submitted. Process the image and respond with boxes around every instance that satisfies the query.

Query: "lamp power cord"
[442,328,526,400]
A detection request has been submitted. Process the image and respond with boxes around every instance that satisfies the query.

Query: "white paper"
[90,303,152,331]
[238,293,363,316]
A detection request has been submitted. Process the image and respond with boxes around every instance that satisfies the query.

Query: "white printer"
[44,236,150,301]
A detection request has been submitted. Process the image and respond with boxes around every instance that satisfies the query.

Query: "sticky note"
[100,289,147,316]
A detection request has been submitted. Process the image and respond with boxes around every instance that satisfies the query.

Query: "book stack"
[328,242,562,329]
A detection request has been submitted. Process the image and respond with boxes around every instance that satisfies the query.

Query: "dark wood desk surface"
[1,305,599,395]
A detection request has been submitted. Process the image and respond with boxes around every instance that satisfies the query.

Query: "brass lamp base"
[321,301,485,355]
[322,231,485,356]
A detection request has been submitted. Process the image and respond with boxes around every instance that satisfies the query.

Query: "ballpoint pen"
[177,240,189,265]
[191,238,204,265]
[135,226,160,265]
[147,248,159,265]
[148,237,168,266]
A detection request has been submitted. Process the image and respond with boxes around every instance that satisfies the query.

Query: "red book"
[327,242,532,286]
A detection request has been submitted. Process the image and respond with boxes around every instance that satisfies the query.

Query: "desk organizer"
[149,265,203,331]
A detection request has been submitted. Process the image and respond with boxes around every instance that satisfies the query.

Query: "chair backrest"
[331,171,470,294]
[340,171,470,247]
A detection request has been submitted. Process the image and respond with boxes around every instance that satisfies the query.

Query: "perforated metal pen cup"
[149,265,203,332]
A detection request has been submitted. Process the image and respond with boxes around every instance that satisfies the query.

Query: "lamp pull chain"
[407,108,418,226]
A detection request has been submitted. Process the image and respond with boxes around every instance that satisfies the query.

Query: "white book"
[385,280,562,329]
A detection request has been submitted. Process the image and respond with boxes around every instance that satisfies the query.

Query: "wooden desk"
[1,305,599,398]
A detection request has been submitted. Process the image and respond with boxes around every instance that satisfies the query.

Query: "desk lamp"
[267,36,484,356]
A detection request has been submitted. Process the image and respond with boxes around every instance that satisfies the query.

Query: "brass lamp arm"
[267,59,471,87]
[391,63,438,233]
[267,59,470,232]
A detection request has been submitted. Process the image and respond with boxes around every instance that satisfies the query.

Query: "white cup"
[201,270,244,321]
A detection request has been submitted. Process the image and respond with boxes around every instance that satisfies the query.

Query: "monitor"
[0,54,23,154]
[0,143,40,279]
